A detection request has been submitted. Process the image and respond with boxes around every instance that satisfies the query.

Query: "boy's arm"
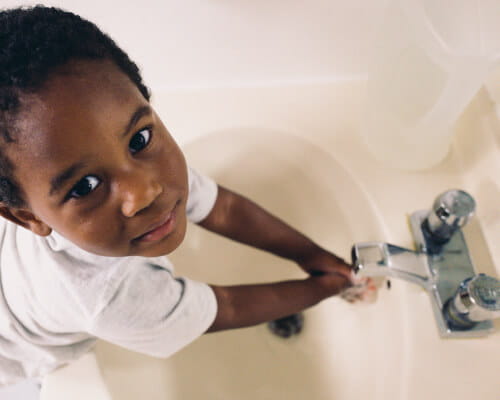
[197,185,376,332]
[198,185,352,279]
[206,273,348,332]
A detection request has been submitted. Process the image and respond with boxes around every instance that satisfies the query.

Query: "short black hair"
[0,5,151,208]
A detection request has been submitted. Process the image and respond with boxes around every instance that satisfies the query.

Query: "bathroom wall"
[3,0,389,90]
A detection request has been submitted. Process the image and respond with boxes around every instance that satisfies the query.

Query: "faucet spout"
[351,242,431,289]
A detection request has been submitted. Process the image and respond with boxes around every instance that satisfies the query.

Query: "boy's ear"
[0,206,52,236]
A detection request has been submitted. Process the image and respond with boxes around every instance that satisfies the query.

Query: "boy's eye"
[129,127,152,154]
[69,175,101,199]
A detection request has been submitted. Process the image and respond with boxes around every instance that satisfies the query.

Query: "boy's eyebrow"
[49,162,86,196]
[120,105,153,138]
[49,104,153,196]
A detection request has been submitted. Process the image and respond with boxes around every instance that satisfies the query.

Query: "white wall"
[2,0,388,89]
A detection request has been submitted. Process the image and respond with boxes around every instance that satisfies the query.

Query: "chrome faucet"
[351,189,500,338]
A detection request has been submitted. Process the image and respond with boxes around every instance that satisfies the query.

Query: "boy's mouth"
[133,202,179,243]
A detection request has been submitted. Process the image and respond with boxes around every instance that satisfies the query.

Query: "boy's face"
[4,59,189,257]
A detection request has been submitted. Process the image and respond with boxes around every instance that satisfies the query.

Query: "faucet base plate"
[410,210,494,338]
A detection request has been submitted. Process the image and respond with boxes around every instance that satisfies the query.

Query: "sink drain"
[267,313,304,338]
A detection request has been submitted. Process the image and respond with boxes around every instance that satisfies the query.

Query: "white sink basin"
[42,128,408,400]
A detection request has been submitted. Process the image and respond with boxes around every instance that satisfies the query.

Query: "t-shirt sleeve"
[88,258,217,358]
[186,166,218,223]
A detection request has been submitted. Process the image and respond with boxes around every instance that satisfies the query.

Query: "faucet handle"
[423,189,476,244]
[445,274,500,328]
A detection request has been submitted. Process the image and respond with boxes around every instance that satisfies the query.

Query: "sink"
[42,128,408,400]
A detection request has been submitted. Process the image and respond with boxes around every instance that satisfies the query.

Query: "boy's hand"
[297,247,377,303]
[297,247,353,281]
[339,275,378,303]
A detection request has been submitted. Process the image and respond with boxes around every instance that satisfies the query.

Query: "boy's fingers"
[339,275,379,304]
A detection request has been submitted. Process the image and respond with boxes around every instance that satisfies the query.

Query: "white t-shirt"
[0,167,218,386]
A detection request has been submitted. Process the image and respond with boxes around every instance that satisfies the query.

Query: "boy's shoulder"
[0,221,173,327]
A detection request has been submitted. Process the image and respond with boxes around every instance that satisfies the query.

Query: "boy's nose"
[120,173,163,218]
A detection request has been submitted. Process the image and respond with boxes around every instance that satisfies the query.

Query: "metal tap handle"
[446,274,500,328]
[423,189,476,243]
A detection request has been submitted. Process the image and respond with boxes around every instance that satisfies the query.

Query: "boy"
[0,6,374,386]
